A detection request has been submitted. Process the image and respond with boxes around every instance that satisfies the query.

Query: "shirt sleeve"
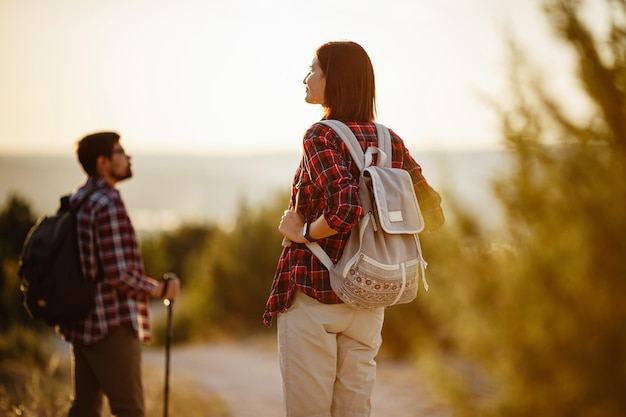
[302,124,364,233]
[392,130,445,232]
[95,192,158,298]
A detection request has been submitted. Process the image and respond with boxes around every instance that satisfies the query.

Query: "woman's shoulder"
[306,121,332,133]
[303,121,340,147]
[305,120,406,150]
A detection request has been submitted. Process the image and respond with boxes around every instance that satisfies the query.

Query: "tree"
[145,192,289,342]
[0,194,37,331]
[0,193,36,259]
[207,195,287,331]
[418,1,626,416]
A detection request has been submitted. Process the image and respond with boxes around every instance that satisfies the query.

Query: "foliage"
[0,365,70,417]
[0,352,230,417]
[143,193,289,342]
[206,197,287,331]
[0,194,230,415]
[0,194,37,331]
[141,223,218,284]
[4,3,624,410]
[0,325,56,369]
[0,193,36,259]
[415,1,626,416]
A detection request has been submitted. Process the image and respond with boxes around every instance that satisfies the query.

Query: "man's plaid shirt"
[58,176,158,345]
[263,122,443,326]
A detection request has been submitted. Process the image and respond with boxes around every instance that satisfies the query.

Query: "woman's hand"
[279,210,338,246]
[279,209,307,244]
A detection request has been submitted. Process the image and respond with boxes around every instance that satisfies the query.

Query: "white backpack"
[306,120,429,309]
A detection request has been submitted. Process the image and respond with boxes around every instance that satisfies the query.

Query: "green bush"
[414,1,626,416]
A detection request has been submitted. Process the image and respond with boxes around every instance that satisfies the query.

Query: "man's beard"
[113,166,133,182]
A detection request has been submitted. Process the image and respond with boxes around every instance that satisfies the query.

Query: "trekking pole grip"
[162,273,178,305]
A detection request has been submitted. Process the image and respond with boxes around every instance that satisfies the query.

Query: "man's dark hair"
[317,41,377,122]
[76,131,121,176]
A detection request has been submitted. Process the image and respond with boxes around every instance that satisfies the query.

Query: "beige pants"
[277,291,385,417]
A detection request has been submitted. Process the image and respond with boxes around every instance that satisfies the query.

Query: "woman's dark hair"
[76,131,120,176]
[316,41,377,122]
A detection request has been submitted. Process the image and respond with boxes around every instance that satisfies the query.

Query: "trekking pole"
[162,273,177,417]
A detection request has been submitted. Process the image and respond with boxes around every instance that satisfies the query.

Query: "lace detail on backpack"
[336,255,422,308]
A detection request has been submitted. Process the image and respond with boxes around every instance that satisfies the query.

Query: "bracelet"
[160,278,170,299]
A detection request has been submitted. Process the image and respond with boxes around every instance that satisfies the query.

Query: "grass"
[0,347,231,417]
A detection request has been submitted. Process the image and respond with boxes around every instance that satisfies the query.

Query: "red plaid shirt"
[263,121,443,326]
[58,177,157,345]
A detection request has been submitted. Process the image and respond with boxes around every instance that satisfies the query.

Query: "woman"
[263,41,443,417]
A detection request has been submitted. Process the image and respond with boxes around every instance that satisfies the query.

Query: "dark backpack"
[18,189,98,326]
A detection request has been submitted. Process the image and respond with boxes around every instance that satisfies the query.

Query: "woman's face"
[303,57,326,105]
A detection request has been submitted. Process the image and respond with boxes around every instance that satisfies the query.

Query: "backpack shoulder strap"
[374,123,392,167]
[320,120,391,170]
[306,240,334,270]
[69,187,99,215]
[306,121,392,269]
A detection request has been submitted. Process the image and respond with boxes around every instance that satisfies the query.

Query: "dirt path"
[143,338,449,417]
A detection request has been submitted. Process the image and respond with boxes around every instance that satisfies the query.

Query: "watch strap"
[303,222,316,242]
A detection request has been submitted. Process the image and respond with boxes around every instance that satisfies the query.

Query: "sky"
[0,0,607,156]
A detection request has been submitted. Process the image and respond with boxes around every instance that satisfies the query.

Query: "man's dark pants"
[68,325,144,417]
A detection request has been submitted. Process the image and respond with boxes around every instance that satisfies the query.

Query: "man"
[58,131,180,417]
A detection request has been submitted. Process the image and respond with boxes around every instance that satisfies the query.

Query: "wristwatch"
[303,222,316,242]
